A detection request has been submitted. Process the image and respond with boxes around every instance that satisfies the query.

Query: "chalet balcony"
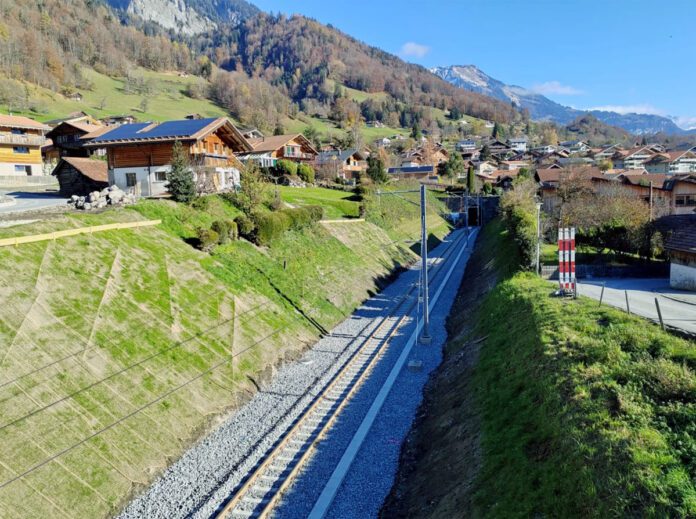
[281,152,314,161]
[0,134,46,146]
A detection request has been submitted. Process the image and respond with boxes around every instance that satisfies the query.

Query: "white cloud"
[672,116,696,130]
[588,104,666,116]
[400,42,430,58]
[531,81,584,96]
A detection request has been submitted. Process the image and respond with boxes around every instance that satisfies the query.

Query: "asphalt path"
[0,190,68,214]
[576,278,696,335]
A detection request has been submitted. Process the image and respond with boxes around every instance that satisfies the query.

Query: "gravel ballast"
[118,227,476,519]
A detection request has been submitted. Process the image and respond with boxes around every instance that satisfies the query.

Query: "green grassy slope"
[473,272,696,517]
[0,192,450,518]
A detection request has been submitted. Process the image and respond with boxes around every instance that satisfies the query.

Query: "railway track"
[213,228,473,519]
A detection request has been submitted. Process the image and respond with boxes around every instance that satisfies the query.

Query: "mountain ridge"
[431,64,689,135]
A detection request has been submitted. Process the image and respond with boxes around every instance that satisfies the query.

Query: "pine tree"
[411,122,422,140]
[166,141,196,203]
[466,165,476,194]
[366,156,389,184]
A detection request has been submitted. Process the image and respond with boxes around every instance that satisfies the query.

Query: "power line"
[0,301,283,434]
[0,324,291,492]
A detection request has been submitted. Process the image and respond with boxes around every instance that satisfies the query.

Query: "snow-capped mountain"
[431,65,688,135]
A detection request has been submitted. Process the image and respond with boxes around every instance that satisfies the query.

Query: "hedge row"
[237,205,324,245]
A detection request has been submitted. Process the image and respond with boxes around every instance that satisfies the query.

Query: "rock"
[83,202,92,210]
[71,195,79,202]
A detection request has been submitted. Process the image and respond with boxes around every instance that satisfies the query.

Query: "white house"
[507,137,528,153]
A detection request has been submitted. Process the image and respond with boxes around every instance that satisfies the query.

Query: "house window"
[11,129,25,135]
[13,146,29,154]
[125,172,137,187]
[676,195,696,207]
[14,165,31,175]
[285,145,298,157]
[154,171,167,182]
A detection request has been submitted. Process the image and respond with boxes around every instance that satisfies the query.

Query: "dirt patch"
[381,226,505,518]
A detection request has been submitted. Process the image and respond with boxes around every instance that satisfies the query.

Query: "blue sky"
[252,0,696,128]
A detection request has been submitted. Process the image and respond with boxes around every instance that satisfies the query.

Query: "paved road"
[576,278,696,335]
[0,190,68,214]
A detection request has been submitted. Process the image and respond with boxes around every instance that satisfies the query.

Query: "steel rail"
[214,228,471,519]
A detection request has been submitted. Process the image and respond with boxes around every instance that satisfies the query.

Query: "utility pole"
[419,184,431,344]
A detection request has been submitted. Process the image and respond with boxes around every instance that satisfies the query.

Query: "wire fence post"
[625,290,631,314]
[655,297,665,330]
[599,283,605,306]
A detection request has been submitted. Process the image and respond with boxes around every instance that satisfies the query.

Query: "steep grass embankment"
[385,218,696,518]
[0,191,450,518]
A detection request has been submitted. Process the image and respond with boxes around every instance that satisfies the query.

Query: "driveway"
[0,190,69,215]
[576,278,696,335]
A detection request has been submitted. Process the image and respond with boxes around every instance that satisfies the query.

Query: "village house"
[387,164,434,180]
[46,111,100,127]
[476,160,498,176]
[535,166,606,213]
[559,140,590,154]
[374,137,391,147]
[644,148,696,175]
[612,145,662,170]
[84,117,250,197]
[315,149,367,180]
[237,134,318,168]
[456,138,477,152]
[499,160,530,171]
[507,137,528,153]
[0,114,49,177]
[532,144,556,155]
[52,156,108,197]
[476,169,519,190]
[44,120,109,162]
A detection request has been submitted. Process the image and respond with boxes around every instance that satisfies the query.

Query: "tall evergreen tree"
[466,165,476,194]
[366,156,389,184]
[166,141,196,203]
[411,122,422,140]
[480,144,492,161]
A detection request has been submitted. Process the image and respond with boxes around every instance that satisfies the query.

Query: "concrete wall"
[0,163,43,176]
[111,165,241,197]
[671,261,696,291]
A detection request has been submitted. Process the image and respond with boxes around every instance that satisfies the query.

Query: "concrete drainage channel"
[119,227,478,519]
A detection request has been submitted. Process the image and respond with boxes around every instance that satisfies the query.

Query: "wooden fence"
[0,220,161,248]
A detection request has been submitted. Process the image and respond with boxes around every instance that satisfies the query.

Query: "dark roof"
[85,117,252,151]
[56,157,108,182]
[388,166,433,174]
[316,149,366,164]
[656,215,696,254]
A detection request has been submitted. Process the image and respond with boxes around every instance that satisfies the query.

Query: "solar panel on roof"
[90,123,150,142]
[90,118,219,143]
[142,118,217,138]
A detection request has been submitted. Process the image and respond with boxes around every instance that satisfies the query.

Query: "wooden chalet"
[52,156,108,197]
[0,114,49,177]
[45,120,106,161]
[238,134,318,168]
[84,117,251,197]
[315,149,367,180]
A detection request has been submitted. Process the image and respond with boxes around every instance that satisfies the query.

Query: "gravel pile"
[119,228,475,519]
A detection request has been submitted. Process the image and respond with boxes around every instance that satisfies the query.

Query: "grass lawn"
[540,241,663,267]
[472,264,696,516]
[0,68,228,123]
[276,185,360,219]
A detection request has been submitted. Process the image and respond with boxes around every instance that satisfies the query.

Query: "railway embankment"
[0,190,450,519]
[384,218,696,517]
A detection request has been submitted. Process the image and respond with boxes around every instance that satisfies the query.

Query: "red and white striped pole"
[569,227,576,292]
[558,228,565,291]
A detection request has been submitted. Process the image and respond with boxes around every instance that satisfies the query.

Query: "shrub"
[276,159,298,177]
[253,211,290,245]
[211,219,237,244]
[197,228,219,252]
[500,178,538,270]
[297,163,315,183]
[305,205,324,222]
[235,214,255,239]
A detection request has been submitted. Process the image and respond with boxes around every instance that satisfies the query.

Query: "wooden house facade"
[238,134,318,168]
[52,156,108,196]
[84,117,251,197]
[0,114,49,177]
